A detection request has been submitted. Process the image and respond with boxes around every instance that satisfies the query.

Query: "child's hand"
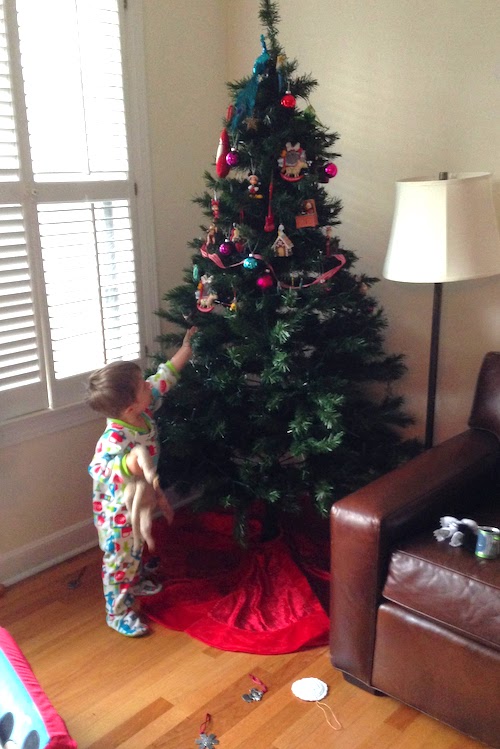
[126,450,144,477]
[170,325,198,372]
[182,326,198,347]
[170,326,198,373]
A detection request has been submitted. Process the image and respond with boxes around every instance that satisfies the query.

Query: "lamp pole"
[425,281,442,449]
[425,171,448,449]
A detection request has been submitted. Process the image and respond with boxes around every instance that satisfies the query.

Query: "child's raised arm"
[169,326,197,374]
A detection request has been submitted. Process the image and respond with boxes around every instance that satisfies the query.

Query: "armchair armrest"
[329,428,500,687]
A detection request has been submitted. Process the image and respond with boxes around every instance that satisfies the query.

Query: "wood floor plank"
[85,697,173,749]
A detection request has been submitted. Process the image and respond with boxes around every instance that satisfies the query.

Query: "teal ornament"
[232,35,268,132]
[243,256,258,270]
[193,264,200,282]
[253,35,270,75]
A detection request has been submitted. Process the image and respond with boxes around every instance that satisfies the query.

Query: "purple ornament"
[219,240,235,256]
[324,162,338,178]
[226,148,240,167]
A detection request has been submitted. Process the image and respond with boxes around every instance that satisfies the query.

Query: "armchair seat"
[383,509,500,650]
[330,352,500,748]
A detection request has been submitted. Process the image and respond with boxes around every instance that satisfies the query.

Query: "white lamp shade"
[383,172,500,283]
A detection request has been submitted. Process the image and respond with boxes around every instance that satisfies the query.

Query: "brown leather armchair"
[330,352,500,748]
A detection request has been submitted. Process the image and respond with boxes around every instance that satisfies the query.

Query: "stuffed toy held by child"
[123,446,159,553]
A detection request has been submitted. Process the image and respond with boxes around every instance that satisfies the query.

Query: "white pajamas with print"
[88,361,178,628]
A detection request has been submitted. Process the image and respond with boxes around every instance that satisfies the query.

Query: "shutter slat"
[0,200,41,393]
[38,198,140,378]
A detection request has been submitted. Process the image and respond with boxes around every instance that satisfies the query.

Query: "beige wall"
[2,0,500,581]
[227,0,500,445]
[143,0,228,299]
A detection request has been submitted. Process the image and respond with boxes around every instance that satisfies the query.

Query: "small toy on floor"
[433,516,478,551]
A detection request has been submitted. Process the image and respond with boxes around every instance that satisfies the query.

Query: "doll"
[123,445,160,553]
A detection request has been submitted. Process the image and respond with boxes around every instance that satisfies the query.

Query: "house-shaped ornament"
[272,224,294,257]
[295,199,318,229]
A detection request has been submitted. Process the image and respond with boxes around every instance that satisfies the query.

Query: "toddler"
[87,328,196,637]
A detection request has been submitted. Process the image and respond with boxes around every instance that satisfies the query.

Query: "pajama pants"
[98,525,144,622]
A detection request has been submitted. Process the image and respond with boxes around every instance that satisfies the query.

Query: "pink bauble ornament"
[256,273,274,289]
[281,91,296,108]
[324,162,338,178]
[226,148,240,167]
[219,240,235,256]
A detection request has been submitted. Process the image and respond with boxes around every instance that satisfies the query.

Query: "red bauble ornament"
[324,162,338,178]
[281,91,296,108]
[257,273,274,289]
[226,148,240,167]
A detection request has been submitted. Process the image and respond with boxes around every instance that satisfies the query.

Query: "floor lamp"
[383,171,500,449]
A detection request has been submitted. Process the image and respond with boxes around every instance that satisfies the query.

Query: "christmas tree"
[154,0,419,541]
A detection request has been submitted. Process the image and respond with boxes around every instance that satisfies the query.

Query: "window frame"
[0,0,159,448]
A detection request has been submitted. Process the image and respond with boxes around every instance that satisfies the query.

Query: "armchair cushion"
[383,517,500,650]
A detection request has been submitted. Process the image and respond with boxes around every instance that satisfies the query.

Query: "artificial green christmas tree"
[154,0,419,541]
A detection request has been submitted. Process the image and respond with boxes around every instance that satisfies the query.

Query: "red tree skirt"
[141,509,330,655]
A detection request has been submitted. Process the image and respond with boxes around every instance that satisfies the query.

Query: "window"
[0,0,157,433]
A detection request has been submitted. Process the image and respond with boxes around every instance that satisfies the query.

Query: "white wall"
[3,0,500,583]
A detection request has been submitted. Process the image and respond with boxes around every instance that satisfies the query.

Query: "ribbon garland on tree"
[199,242,346,289]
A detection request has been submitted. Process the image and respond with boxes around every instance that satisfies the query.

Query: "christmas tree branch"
[258,0,282,57]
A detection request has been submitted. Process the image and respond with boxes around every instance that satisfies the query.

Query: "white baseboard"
[1,491,199,587]
[1,518,98,587]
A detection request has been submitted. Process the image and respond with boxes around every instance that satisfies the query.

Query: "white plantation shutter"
[0,203,47,419]
[17,0,128,182]
[0,4,47,419]
[0,3,18,183]
[39,200,140,382]
[0,0,154,424]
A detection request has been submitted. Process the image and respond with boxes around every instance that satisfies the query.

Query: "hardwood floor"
[0,547,486,749]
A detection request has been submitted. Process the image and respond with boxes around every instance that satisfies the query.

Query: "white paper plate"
[291,677,328,701]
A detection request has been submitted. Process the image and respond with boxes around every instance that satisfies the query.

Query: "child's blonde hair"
[87,361,142,418]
